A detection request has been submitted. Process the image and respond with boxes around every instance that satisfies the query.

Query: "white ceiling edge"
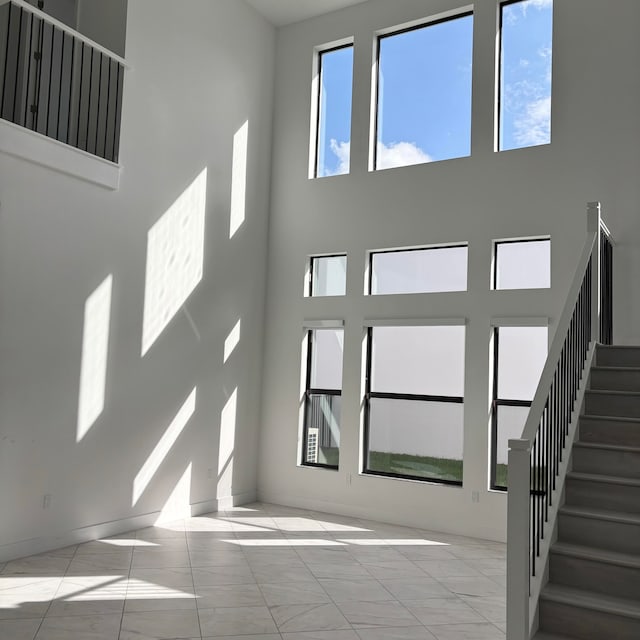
[245,0,370,27]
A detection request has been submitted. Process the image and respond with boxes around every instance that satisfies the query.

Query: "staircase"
[535,345,640,640]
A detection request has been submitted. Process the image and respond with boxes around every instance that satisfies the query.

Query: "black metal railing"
[529,257,592,575]
[599,224,614,345]
[0,0,123,162]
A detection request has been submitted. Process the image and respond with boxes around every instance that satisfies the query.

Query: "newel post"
[507,438,531,640]
[587,202,601,343]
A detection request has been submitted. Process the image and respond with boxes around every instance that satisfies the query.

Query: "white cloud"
[514,96,551,146]
[326,139,432,173]
[328,139,350,176]
[376,141,432,170]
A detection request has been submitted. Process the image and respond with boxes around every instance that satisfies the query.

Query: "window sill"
[0,119,121,190]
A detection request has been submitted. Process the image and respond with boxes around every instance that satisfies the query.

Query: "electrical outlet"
[42,494,52,509]
[471,491,479,503]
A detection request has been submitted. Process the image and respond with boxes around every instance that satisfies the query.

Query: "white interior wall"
[258,0,640,541]
[0,0,275,561]
[76,0,128,56]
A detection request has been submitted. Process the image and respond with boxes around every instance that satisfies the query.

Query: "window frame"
[313,42,354,179]
[301,328,342,470]
[308,253,347,297]
[362,326,464,485]
[493,237,551,290]
[367,243,469,295]
[489,326,532,491]
[372,10,474,171]
[496,0,553,152]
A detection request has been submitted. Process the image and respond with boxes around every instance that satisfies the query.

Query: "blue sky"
[317,0,553,176]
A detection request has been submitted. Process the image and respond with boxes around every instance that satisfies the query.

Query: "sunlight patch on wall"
[223,319,241,363]
[141,169,207,356]
[77,275,113,442]
[132,388,197,506]
[218,388,237,498]
[229,121,249,239]
[155,463,193,525]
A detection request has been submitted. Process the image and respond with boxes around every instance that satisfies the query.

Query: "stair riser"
[540,599,640,640]
[565,478,640,514]
[596,347,640,368]
[572,446,640,479]
[590,369,640,392]
[558,513,640,554]
[549,553,640,600]
[579,418,640,447]
[584,392,640,418]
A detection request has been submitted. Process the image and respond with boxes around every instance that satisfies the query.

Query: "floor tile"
[34,613,121,639]
[355,627,437,640]
[405,598,486,626]
[198,605,277,636]
[437,577,504,598]
[458,595,506,623]
[0,617,41,640]
[426,622,505,639]
[378,578,452,601]
[128,567,194,588]
[119,609,200,639]
[415,560,480,579]
[337,600,419,628]
[192,564,255,587]
[260,581,330,606]
[282,631,360,640]
[195,583,266,608]
[318,578,393,603]
[251,563,316,584]
[271,602,351,633]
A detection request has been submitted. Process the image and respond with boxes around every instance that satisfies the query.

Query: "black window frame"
[308,253,347,297]
[301,328,342,470]
[367,243,469,295]
[493,237,551,290]
[362,326,464,486]
[490,326,532,491]
[314,43,354,179]
[372,10,474,171]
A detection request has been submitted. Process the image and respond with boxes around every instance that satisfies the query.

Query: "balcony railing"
[0,0,125,163]
[506,202,614,640]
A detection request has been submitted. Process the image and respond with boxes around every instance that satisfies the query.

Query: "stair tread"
[581,414,640,424]
[574,441,640,453]
[534,633,578,640]
[551,541,640,569]
[598,345,640,350]
[592,365,640,371]
[541,584,640,618]
[560,504,640,525]
[586,388,640,396]
[567,471,640,487]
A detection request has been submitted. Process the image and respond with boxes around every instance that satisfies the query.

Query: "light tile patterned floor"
[0,503,506,639]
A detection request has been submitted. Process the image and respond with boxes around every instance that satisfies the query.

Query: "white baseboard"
[0,491,256,563]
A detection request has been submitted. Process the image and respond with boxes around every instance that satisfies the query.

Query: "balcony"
[0,0,127,188]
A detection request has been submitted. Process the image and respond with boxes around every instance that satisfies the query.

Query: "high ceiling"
[245,0,370,27]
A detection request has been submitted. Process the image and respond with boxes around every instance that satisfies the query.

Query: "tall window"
[491,326,547,489]
[494,238,551,290]
[498,0,553,151]
[302,328,343,468]
[369,245,468,295]
[374,12,473,170]
[314,44,354,177]
[364,325,465,484]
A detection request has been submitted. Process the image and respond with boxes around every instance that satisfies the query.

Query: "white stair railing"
[506,202,614,640]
